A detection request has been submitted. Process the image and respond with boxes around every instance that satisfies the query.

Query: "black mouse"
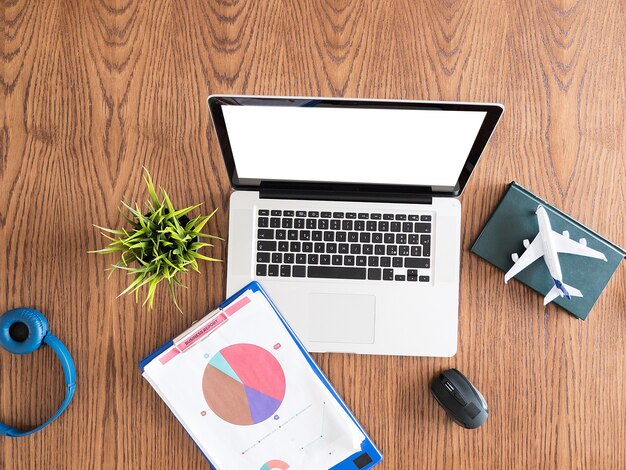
[431,368,488,429]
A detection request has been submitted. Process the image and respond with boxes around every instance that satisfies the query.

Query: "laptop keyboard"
[255,209,433,282]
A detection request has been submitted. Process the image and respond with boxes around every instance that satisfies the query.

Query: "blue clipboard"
[139,281,382,470]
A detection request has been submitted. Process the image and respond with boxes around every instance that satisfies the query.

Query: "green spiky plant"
[93,170,221,312]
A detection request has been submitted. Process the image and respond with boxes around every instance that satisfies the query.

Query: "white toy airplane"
[504,205,607,305]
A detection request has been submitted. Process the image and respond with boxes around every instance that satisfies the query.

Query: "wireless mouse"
[431,368,488,429]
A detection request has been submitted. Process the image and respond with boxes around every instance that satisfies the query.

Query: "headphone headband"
[0,308,76,437]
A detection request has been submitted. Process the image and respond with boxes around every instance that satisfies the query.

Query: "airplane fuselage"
[536,206,563,281]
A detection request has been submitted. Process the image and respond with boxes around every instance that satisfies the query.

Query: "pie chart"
[260,460,290,470]
[202,343,286,426]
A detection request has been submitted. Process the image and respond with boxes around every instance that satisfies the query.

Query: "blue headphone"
[0,308,76,437]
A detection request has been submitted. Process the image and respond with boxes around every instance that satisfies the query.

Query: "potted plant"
[93,170,221,312]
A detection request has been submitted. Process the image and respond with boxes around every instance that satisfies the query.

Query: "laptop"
[209,96,503,356]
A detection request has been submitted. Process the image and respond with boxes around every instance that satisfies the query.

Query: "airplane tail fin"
[544,281,583,305]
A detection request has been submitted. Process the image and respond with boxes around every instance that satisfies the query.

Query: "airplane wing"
[552,232,608,261]
[504,235,544,283]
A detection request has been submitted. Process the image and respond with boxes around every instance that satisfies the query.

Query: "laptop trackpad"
[307,293,376,344]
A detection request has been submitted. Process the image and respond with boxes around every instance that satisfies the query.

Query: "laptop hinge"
[259,185,433,205]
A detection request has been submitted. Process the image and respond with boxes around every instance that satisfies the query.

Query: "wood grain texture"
[1,0,625,468]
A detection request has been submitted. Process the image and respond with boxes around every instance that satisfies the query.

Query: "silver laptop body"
[209,96,503,356]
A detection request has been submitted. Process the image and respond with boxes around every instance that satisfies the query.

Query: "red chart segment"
[221,343,286,402]
[202,344,286,426]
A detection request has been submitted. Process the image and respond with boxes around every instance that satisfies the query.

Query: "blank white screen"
[222,105,487,187]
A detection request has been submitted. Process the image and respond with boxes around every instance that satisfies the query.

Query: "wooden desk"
[1,1,624,468]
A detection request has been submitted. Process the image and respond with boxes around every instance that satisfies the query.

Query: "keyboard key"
[395,274,406,281]
[393,257,403,267]
[306,219,317,229]
[358,213,369,219]
[411,246,422,256]
[308,254,319,264]
[402,222,413,232]
[288,230,298,240]
[368,256,379,267]
[320,255,331,265]
[333,212,344,218]
[419,275,430,282]
[387,245,398,256]
[282,218,293,228]
[257,252,270,263]
[405,258,430,268]
[378,221,389,231]
[383,214,394,220]
[280,265,291,277]
[293,266,306,277]
[408,275,418,282]
[371,213,381,220]
[380,256,391,267]
[396,214,406,220]
[296,211,306,217]
[396,233,407,244]
[330,219,341,230]
[284,210,294,217]
[414,223,431,233]
[257,229,274,239]
[257,241,276,251]
[363,244,373,255]
[391,222,401,232]
[320,211,331,218]
[296,254,306,264]
[294,218,305,228]
[332,255,342,265]
[268,264,279,276]
[339,243,349,254]
[348,232,359,242]
[318,219,329,230]
[256,264,267,276]
[326,243,337,253]
[312,231,322,241]
[259,209,269,216]
[375,244,385,255]
[290,242,301,252]
[336,231,347,242]
[272,253,282,263]
[383,269,394,280]
[324,232,334,241]
[270,218,280,228]
[355,220,365,231]
[409,234,420,244]
[302,242,313,252]
[359,233,370,243]
[346,212,357,219]
[399,245,409,256]
[278,241,289,252]
[421,234,431,245]
[367,221,377,231]
[308,211,319,217]
[368,268,382,280]
[372,232,383,243]
[350,244,361,254]
[276,230,286,240]
[407,269,418,277]
[299,231,311,240]
[258,217,269,227]
[408,214,419,221]
[421,215,432,221]
[342,220,353,231]
[314,242,325,253]
[423,246,431,257]
[384,233,394,244]
[284,253,294,264]
[308,266,366,280]
[344,255,355,266]
[356,256,367,266]
[271,210,282,216]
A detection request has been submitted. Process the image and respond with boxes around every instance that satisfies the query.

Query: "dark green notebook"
[471,182,625,320]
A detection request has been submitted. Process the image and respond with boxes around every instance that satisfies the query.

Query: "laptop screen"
[210,97,503,197]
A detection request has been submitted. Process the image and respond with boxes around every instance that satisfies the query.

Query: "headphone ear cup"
[0,308,49,354]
